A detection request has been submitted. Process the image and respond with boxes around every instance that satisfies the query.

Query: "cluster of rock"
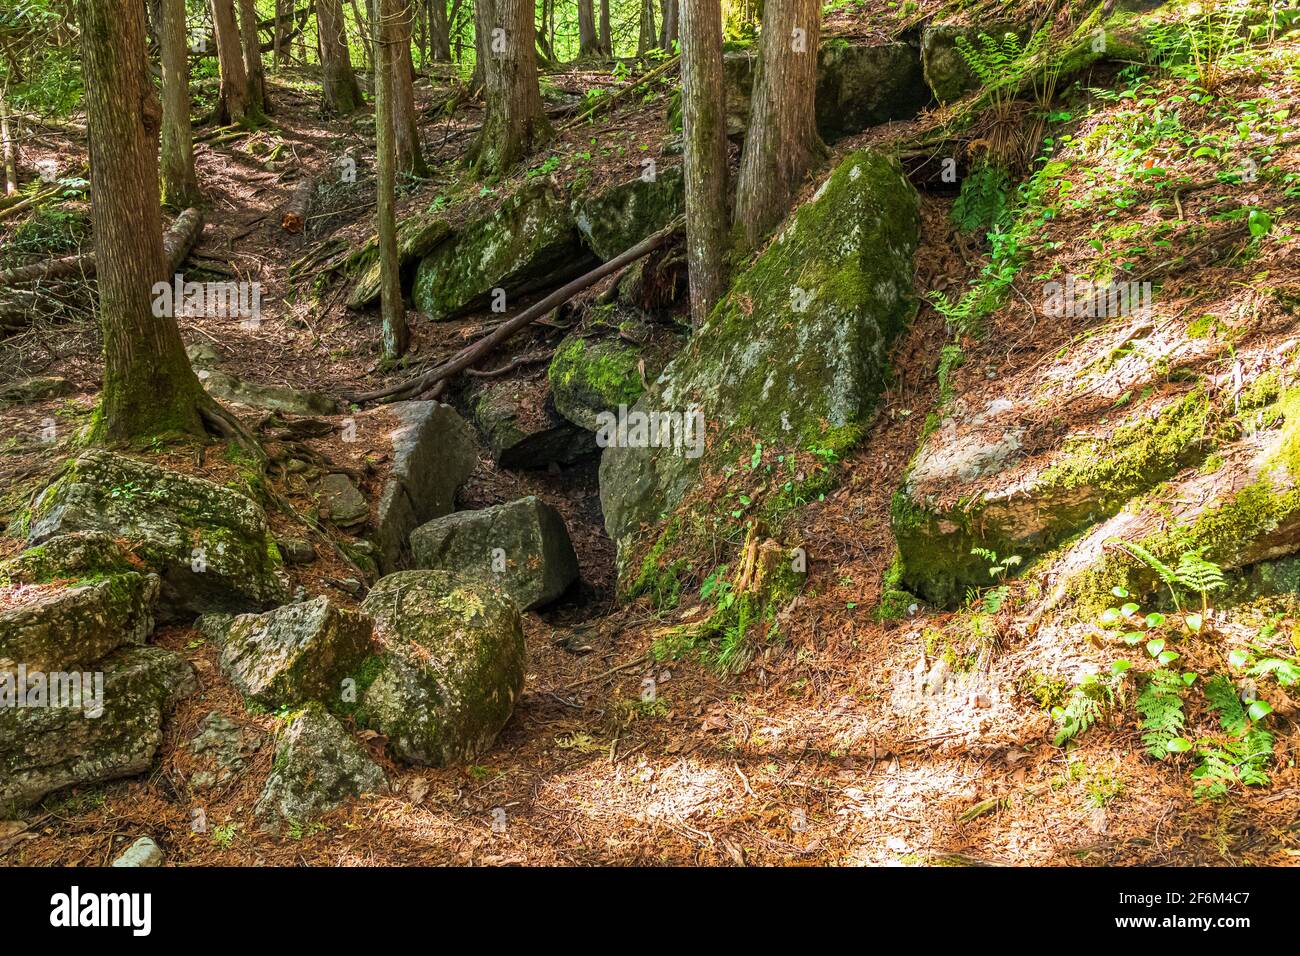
[0,395,586,833]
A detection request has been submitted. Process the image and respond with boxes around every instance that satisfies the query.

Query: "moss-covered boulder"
[571,166,684,261]
[0,572,158,674]
[347,215,453,310]
[410,496,579,610]
[254,702,388,831]
[27,451,289,620]
[411,180,594,321]
[816,40,931,139]
[0,531,138,585]
[216,596,375,710]
[358,570,524,766]
[547,334,645,431]
[372,401,478,573]
[599,150,920,559]
[1045,386,1300,612]
[893,386,1219,606]
[0,644,195,815]
[920,23,1010,104]
[473,379,597,470]
[187,343,342,416]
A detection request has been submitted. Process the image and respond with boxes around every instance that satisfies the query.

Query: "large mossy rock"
[547,334,646,431]
[187,343,342,416]
[216,596,375,710]
[410,496,579,610]
[1045,387,1300,612]
[600,150,920,559]
[920,23,1009,104]
[816,40,932,138]
[27,451,288,620]
[358,570,524,766]
[0,572,158,674]
[891,379,1272,608]
[255,702,387,831]
[571,166,685,261]
[373,401,478,573]
[347,215,453,310]
[411,180,594,321]
[473,379,597,470]
[0,645,195,816]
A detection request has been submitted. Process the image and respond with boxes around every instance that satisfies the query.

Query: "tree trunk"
[375,0,408,359]
[391,1,427,176]
[238,0,268,115]
[79,0,207,443]
[660,0,678,49]
[638,0,657,55]
[577,0,598,57]
[210,0,251,124]
[318,0,363,112]
[429,0,451,60]
[470,0,550,178]
[353,0,372,71]
[733,0,825,250]
[273,0,291,67]
[160,0,201,208]
[598,0,611,55]
[680,0,728,326]
[1,96,17,196]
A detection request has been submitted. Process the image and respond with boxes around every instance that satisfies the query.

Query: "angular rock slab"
[815,41,932,139]
[411,497,580,610]
[255,702,387,831]
[0,571,158,674]
[359,571,524,766]
[0,645,196,816]
[412,179,595,321]
[27,450,289,620]
[217,596,374,710]
[600,150,920,559]
[547,335,647,432]
[473,379,597,470]
[373,401,478,573]
[571,166,685,261]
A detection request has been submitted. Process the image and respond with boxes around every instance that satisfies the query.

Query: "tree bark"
[317,0,364,112]
[598,0,611,55]
[273,0,292,67]
[470,0,550,178]
[577,0,598,57]
[391,1,427,176]
[680,0,728,325]
[210,0,250,124]
[428,0,451,60]
[638,0,657,55]
[79,0,207,443]
[733,0,825,250]
[238,0,268,115]
[375,0,408,359]
[660,0,678,49]
[160,0,202,208]
[1,96,17,196]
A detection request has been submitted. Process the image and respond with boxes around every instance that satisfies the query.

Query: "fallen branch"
[560,54,680,131]
[280,176,314,233]
[0,207,203,288]
[463,349,555,378]
[344,216,684,405]
[0,184,63,223]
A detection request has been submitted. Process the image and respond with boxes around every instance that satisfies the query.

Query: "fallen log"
[0,207,203,288]
[560,54,680,131]
[280,177,314,233]
[344,216,684,405]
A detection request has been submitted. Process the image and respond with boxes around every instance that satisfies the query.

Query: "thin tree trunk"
[318,0,363,112]
[79,0,207,442]
[375,0,408,359]
[638,0,657,55]
[680,0,728,326]
[660,0,678,49]
[238,0,268,115]
[274,0,291,67]
[577,0,597,57]
[352,0,372,71]
[733,0,825,250]
[160,0,201,207]
[470,0,550,178]
[429,0,451,60]
[211,0,250,124]
[598,0,611,55]
[392,1,427,176]
[1,95,17,196]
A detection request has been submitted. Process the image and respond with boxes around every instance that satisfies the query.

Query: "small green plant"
[1111,543,1226,621]
[968,547,1021,612]
[210,822,238,849]
[1052,662,1128,746]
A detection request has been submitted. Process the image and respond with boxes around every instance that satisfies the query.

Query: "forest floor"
[4,5,1300,866]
